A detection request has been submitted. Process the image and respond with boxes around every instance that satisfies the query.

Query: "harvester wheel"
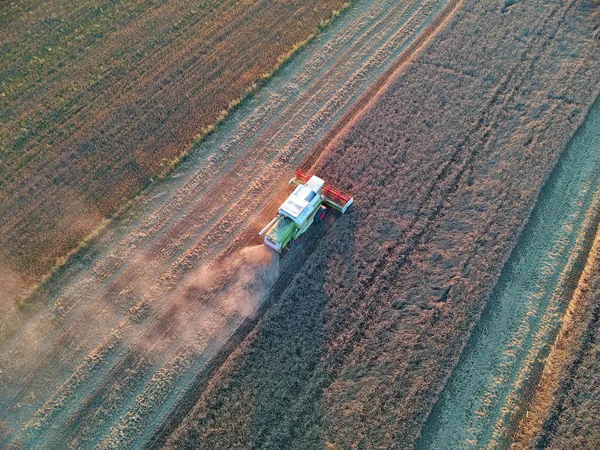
[314,206,327,223]
[294,237,301,245]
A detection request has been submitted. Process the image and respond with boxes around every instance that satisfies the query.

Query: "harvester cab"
[258,170,353,252]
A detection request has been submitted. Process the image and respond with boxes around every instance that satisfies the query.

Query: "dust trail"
[0,265,26,311]
[11,245,279,450]
[90,245,280,450]
[148,244,280,349]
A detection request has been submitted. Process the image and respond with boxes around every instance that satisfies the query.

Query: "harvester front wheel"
[314,206,327,223]
[294,237,301,246]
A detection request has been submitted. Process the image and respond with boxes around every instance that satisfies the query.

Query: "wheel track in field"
[0,0,461,447]
[7,0,448,432]
[298,0,575,398]
[265,0,581,444]
[416,89,600,450]
[412,1,600,448]
[4,0,568,442]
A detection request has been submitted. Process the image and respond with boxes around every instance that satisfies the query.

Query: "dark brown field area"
[163,0,600,448]
[0,0,345,297]
[2,0,600,448]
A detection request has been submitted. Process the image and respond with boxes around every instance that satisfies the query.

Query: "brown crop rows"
[164,0,600,448]
[0,0,345,298]
[512,5,600,450]
[512,94,600,449]
[2,0,600,447]
[0,0,458,446]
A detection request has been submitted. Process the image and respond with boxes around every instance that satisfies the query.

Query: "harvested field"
[417,89,600,450]
[513,234,600,450]
[0,0,458,447]
[0,0,346,296]
[3,0,600,448]
[160,0,600,448]
[511,99,600,450]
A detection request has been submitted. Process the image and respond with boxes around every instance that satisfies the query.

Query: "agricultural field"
[514,234,600,450]
[2,0,600,449]
[511,99,600,450]
[0,0,346,299]
[0,0,459,447]
[418,81,600,450]
[161,0,600,448]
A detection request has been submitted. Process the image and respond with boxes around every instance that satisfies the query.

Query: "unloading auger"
[259,170,354,252]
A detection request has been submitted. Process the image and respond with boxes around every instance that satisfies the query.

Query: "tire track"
[294,0,575,414]
[415,21,600,448]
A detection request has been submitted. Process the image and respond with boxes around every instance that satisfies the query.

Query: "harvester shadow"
[247,208,358,449]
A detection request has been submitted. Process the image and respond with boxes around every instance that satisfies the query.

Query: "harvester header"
[259,170,353,252]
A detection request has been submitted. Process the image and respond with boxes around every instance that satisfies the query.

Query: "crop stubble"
[0,0,346,297]
[163,0,600,449]
[510,92,600,450]
[0,0,454,447]
[512,213,600,450]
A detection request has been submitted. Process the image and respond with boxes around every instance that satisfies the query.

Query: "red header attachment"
[293,169,353,213]
[295,170,311,184]
[322,184,352,205]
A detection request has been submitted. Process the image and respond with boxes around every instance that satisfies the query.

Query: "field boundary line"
[512,189,600,449]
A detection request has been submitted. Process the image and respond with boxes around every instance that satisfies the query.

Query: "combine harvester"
[259,170,353,252]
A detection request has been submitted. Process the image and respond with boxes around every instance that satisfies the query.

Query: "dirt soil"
[161,0,600,449]
[0,0,455,447]
[0,0,346,296]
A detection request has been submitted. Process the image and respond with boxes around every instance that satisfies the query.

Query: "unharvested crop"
[164,0,600,448]
[511,99,600,450]
[0,1,453,447]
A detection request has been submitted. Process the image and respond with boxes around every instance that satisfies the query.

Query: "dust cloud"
[136,245,280,353]
[0,264,26,313]
[184,245,279,329]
